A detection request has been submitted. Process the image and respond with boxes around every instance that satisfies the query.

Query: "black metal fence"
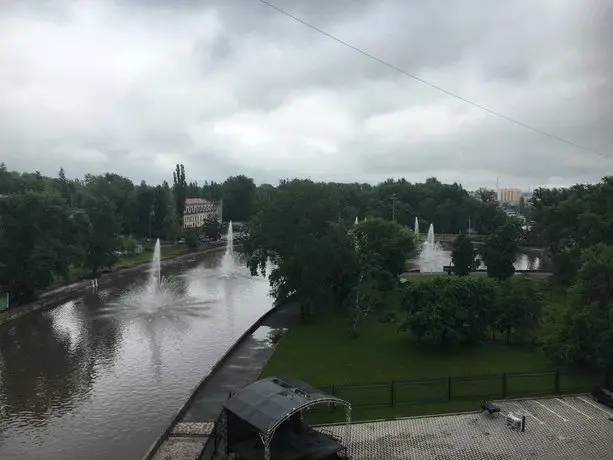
[314,369,610,410]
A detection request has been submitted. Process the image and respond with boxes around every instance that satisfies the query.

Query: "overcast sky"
[1,0,611,190]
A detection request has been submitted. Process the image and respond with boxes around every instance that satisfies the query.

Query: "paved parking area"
[319,395,613,459]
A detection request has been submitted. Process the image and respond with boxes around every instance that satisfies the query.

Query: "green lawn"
[261,311,553,386]
[260,289,605,422]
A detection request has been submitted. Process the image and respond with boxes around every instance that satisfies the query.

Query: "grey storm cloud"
[0,0,611,189]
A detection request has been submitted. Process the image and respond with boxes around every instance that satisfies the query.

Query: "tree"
[545,244,613,368]
[81,194,120,276]
[222,175,256,222]
[345,251,386,337]
[201,180,223,201]
[472,188,507,234]
[353,218,416,276]
[202,214,222,240]
[172,164,187,226]
[401,277,498,346]
[530,179,613,286]
[481,222,519,280]
[451,234,479,275]
[0,191,77,299]
[497,277,543,344]
[184,229,199,248]
[244,179,355,319]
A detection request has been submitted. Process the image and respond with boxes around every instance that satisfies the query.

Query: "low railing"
[312,369,609,410]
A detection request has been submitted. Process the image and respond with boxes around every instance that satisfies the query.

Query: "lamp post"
[149,205,154,241]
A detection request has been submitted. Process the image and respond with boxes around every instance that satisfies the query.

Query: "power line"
[256,0,608,160]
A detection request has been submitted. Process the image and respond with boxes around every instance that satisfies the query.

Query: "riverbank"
[0,242,226,326]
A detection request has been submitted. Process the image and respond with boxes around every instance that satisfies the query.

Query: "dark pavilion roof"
[222,377,349,434]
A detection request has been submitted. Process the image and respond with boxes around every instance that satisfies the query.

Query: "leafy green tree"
[531,179,613,286]
[244,179,355,319]
[184,229,199,248]
[186,180,200,198]
[222,175,256,222]
[201,180,223,201]
[150,182,178,240]
[84,173,134,233]
[353,218,415,276]
[481,222,519,280]
[401,277,499,345]
[81,194,120,276]
[497,277,543,344]
[472,188,506,234]
[172,164,187,226]
[451,234,479,275]
[201,214,222,240]
[0,191,76,299]
[545,244,613,368]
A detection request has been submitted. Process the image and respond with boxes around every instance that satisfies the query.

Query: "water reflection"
[408,243,547,273]
[0,299,122,430]
[0,251,272,460]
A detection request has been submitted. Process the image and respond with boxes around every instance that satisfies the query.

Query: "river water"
[0,250,272,460]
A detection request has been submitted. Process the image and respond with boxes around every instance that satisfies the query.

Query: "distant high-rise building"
[497,188,522,205]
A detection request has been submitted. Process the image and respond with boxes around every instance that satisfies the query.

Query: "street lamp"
[149,205,155,241]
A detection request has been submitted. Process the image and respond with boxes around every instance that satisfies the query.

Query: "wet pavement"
[322,394,613,459]
[150,303,300,460]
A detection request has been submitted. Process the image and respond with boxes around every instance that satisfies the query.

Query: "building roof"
[185,197,214,205]
[222,377,349,435]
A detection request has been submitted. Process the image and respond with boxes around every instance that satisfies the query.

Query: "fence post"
[390,380,395,407]
[448,376,452,400]
[502,373,507,398]
[554,368,560,394]
[329,385,336,412]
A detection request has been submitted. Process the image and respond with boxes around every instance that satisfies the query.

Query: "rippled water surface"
[0,251,272,460]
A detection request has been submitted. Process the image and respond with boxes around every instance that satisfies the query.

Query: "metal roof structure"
[222,377,349,435]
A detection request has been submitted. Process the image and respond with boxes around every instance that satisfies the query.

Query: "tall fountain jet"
[221,221,234,274]
[149,239,162,289]
[354,216,359,225]
[426,224,435,246]
[414,217,420,238]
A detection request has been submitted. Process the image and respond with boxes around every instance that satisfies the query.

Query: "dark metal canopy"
[222,377,348,435]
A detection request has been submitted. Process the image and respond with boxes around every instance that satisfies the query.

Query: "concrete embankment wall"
[0,244,227,327]
[141,304,282,460]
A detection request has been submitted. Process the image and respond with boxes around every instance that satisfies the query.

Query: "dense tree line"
[5,156,613,372]
[531,177,613,286]
[0,163,258,301]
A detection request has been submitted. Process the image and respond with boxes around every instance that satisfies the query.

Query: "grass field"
[260,282,605,422]
[261,310,553,385]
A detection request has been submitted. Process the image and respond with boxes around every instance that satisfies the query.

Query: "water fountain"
[354,216,358,225]
[416,223,449,272]
[414,217,420,238]
[221,221,235,275]
[149,238,162,290]
[426,224,435,246]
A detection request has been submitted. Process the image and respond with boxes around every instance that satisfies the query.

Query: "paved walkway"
[150,304,300,460]
[323,394,613,459]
